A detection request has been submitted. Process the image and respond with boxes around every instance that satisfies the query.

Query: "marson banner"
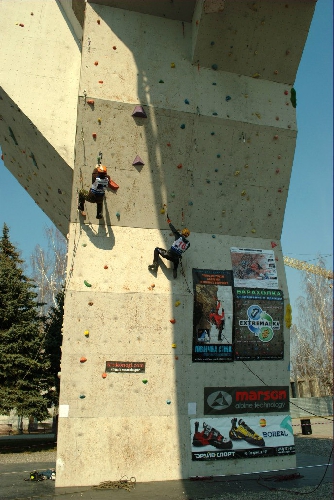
[204,386,290,415]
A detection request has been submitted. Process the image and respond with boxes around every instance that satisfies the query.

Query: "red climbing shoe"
[192,422,232,449]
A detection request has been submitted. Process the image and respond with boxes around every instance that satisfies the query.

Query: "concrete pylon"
[0,0,316,487]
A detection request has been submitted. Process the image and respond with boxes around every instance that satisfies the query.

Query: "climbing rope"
[92,476,136,491]
[180,260,193,295]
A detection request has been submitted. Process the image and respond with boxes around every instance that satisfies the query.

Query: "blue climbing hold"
[184,99,189,104]
[211,132,215,135]
[116,212,120,217]
[180,124,185,129]
[219,181,222,185]
[212,112,218,116]
[212,235,216,238]
[215,169,218,172]
[212,64,218,70]
[206,179,210,183]
[166,400,171,405]
[212,82,217,85]
[225,96,231,101]
[211,41,215,46]
[188,201,193,205]
[217,154,221,158]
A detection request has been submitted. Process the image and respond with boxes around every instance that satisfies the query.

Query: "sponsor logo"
[236,389,287,402]
[263,430,289,438]
[238,305,281,341]
[206,390,233,410]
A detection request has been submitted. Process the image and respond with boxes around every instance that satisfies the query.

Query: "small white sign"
[188,402,197,415]
[59,404,69,418]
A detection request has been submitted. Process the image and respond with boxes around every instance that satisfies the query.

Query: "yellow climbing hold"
[251,229,256,233]
[84,330,89,337]
[255,113,261,119]
[160,208,165,214]
[171,62,175,68]
[252,73,260,78]
[175,301,181,307]
[241,190,246,196]
[234,171,240,176]
[285,304,292,328]
[171,343,177,348]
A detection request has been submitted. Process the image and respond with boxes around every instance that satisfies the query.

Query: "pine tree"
[0,223,51,422]
[44,288,64,406]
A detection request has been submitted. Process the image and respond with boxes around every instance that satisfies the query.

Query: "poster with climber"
[234,288,284,360]
[192,269,233,362]
[230,247,278,289]
[191,415,295,461]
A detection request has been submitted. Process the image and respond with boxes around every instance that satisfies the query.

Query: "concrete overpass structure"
[0,0,316,487]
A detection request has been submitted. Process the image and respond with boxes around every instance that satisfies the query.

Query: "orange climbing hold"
[104,265,108,269]
[177,163,182,169]
[94,61,98,66]
[87,99,94,105]
[98,80,103,84]
[92,133,97,138]
[102,372,107,378]
[80,357,87,363]
[170,319,176,324]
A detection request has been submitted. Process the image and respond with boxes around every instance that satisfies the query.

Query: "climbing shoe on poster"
[229,418,265,447]
[192,421,232,450]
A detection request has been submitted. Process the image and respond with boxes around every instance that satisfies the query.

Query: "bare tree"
[30,226,67,313]
[290,257,333,396]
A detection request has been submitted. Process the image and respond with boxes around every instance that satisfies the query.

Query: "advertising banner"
[105,361,146,373]
[204,386,290,415]
[192,269,233,362]
[191,415,294,461]
[230,247,278,289]
[234,288,284,360]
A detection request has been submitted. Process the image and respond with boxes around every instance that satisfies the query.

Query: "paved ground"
[0,418,332,500]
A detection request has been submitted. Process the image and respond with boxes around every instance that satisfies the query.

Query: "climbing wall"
[55,0,316,486]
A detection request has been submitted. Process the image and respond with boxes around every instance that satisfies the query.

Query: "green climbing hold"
[212,235,216,238]
[82,243,87,247]
[142,379,148,384]
[166,400,171,405]
[84,280,92,287]
[180,124,185,129]
[290,88,297,108]
[217,154,221,158]
[79,394,86,399]
[159,80,164,83]
[212,112,218,116]
[116,212,120,217]
[188,201,193,205]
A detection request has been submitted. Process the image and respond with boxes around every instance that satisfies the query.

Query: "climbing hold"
[102,373,107,378]
[285,304,292,328]
[160,208,165,214]
[273,135,278,140]
[170,319,176,324]
[212,235,216,238]
[274,70,278,75]
[159,80,164,83]
[88,302,94,306]
[252,73,260,78]
[290,88,297,108]
[98,80,103,84]
[92,133,97,138]
[219,181,222,185]
[212,82,216,85]
[104,265,108,269]
[210,41,215,45]
[206,179,210,183]
[278,155,281,159]
[84,330,89,337]
[171,192,175,198]
[94,61,98,66]
[286,49,290,55]
[215,169,218,172]
[171,343,177,348]
[211,132,215,136]
[255,113,261,119]
[188,201,193,206]
[175,356,179,360]
[132,155,145,166]
[244,164,249,168]
[212,112,218,116]
[211,64,218,70]
[79,395,86,399]
[167,142,171,147]
[97,19,100,24]
[225,96,231,101]
[217,154,221,158]
[171,62,175,68]
[284,90,289,95]
[87,99,94,105]
[80,357,87,363]
[113,46,117,50]
[180,124,185,129]
[82,243,87,247]
[132,105,147,118]
[271,242,277,248]
[116,212,120,218]
[184,99,189,104]
[278,188,282,193]
[98,118,101,123]
[251,229,256,233]
[151,284,155,288]
[175,301,181,307]
[276,116,280,121]
[254,51,258,55]
[177,163,182,169]
[84,280,92,287]
[142,379,148,384]
[276,169,280,174]
[166,400,171,405]
[241,190,246,196]
[58,189,62,194]
[19,23,24,27]
[234,171,240,176]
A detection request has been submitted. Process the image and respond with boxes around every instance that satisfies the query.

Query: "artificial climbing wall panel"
[0,0,81,167]
[0,87,72,236]
[56,0,316,487]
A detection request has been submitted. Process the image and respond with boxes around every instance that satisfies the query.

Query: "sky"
[0,0,333,311]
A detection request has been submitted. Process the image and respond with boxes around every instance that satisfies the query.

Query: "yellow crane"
[283,256,333,280]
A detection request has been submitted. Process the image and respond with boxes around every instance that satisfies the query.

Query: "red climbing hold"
[92,133,97,139]
[170,319,176,324]
[271,242,277,248]
[177,163,182,169]
[87,99,94,105]
[98,80,103,84]
[284,90,289,95]
[113,46,117,50]
[94,61,98,66]
[97,19,100,24]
